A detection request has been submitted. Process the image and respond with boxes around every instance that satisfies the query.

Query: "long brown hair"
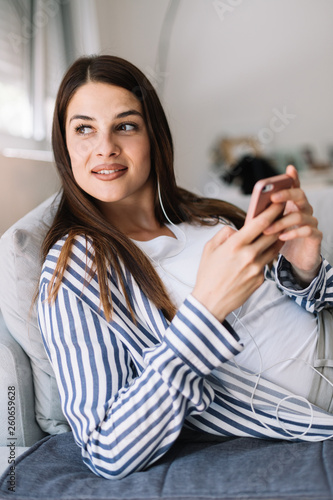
[43,55,245,322]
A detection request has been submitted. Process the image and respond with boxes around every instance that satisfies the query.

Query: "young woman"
[38,55,333,480]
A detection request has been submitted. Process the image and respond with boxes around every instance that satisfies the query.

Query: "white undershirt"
[133,221,318,399]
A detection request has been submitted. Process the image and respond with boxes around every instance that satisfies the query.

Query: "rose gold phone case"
[245,174,293,223]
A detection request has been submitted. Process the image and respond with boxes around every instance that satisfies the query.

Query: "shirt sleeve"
[38,244,243,480]
[270,254,333,313]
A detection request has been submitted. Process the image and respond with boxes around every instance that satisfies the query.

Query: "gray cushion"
[0,430,333,499]
[0,194,70,436]
[0,315,46,446]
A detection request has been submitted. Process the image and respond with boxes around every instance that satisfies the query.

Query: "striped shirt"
[38,232,333,479]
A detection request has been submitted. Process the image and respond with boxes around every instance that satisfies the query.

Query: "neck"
[97,197,176,242]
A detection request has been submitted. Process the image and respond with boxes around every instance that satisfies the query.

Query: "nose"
[96,131,120,157]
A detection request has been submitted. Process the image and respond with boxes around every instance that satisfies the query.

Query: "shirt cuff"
[160,294,243,377]
[275,254,326,301]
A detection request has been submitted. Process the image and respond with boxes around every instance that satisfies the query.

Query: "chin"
[92,192,124,205]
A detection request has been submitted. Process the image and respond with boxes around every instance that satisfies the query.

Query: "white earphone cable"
[156,180,333,439]
[230,310,333,440]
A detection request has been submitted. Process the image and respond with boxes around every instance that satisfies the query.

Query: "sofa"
[0,185,333,500]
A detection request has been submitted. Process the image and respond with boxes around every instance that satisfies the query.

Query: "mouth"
[92,164,127,174]
[91,163,128,180]
[96,169,124,174]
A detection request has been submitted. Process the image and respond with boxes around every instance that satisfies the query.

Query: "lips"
[91,163,127,174]
[91,163,128,181]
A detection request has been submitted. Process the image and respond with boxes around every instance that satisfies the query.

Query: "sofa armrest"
[0,313,47,446]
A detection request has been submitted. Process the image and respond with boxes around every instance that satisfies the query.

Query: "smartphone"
[245,174,293,223]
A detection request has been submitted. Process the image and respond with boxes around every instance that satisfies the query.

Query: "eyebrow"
[69,109,143,123]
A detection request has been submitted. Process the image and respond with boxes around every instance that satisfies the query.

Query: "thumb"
[286,164,299,188]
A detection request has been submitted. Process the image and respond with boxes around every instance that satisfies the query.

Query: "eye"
[117,122,138,132]
[75,124,93,135]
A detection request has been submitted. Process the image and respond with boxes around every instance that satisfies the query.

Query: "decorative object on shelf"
[302,146,331,171]
[223,155,279,195]
[211,136,261,170]
[210,136,278,195]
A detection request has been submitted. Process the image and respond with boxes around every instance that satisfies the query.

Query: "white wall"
[96,0,333,191]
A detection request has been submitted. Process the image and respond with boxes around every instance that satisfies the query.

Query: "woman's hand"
[263,165,323,286]
[192,203,285,322]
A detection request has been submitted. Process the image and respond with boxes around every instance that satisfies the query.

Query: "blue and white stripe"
[274,254,333,312]
[38,235,333,479]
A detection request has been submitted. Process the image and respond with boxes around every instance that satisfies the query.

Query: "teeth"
[97,169,122,174]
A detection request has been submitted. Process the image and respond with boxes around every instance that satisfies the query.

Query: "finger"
[241,202,286,243]
[208,225,237,251]
[264,212,318,235]
[251,232,282,257]
[271,187,312,214]
[279,225,322,242]
[285,164,300,188]
[257,239,284,266]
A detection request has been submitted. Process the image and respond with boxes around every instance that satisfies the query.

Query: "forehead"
[66,82,143,120]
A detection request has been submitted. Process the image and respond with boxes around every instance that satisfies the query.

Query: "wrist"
[191,289,227,323]
[290,257,322,288]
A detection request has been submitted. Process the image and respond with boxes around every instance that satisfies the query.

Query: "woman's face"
[65,82,152,208]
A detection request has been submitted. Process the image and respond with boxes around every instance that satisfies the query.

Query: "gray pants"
[308,308,333,413]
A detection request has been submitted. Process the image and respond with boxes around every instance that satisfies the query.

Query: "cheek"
[124,136,151,175]
[70,140,92,164]
[66,132,95,165]
[137,137,151,166]
[65,140,87,186]
[139,147,151,180]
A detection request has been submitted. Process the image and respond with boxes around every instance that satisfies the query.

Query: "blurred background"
[0,0,333,235]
